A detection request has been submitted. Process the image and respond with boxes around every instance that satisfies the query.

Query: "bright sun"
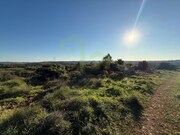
[123,30,140,47]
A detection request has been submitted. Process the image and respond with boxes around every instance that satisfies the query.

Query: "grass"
[0,78,44,111]
[0,106,47,135]
[161,73,180,134]
[0,69,176,134]
[36,72,166,134]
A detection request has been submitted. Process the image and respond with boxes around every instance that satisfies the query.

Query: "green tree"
[138,61,149,71]
[100,54,113,70]
[117,59,124,65]
[103,53,112,62]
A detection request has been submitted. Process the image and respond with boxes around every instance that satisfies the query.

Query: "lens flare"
[123,30,140,46]
[122,0,147,47]
[133,0,147,30]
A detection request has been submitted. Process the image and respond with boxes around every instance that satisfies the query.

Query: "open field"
[0,60,179,135]
[1,0,180,134]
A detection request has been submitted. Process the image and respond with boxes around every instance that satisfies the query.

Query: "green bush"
[122,96,143,121]
[84,64,100,75]
[41,88,69,111]
[138,61,149,71]
[43,80,64,89]
[106,88,122,96]
[2,80,20,88]
[0,79,28,100]
[0,72,14,82]
[158,62,177,70]
[0,106,47,135]
[133,80,155,94]
[32,112,71,135]
[27,65,68,86]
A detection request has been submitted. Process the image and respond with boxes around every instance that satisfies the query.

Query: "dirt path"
[136,72,180,135]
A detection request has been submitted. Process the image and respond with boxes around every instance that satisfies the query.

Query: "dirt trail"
[136,72,180,135]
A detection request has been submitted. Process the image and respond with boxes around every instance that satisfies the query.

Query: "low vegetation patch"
[0,55,178,134]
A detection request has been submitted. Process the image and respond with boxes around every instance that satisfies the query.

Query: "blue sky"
[0,0,180,62]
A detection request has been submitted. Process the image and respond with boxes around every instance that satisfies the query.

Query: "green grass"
[162,73,180,134]
[0,70,176,134]
[36,72,166,134]
[0,78,44,111]
[0,106,47,135]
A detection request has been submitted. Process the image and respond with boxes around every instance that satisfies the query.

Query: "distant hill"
[125,60,180,66]
[0,60,180,66]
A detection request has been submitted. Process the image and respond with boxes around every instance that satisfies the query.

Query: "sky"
[0,0,180,62]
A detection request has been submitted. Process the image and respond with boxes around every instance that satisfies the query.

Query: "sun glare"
[123,30,140,47]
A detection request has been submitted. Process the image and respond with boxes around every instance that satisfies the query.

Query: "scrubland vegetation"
[0,54,179,135]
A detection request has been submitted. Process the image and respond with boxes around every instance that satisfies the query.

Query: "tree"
[100,54,113,70]
[125,63,135,76]
[138,61,149,71]
[103,53,112,62]
[117,59,124,65]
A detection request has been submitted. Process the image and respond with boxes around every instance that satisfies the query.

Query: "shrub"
[138,61,149,71]
[14,70,34,78]
[134,80,155,95]
[95,81,103,88]
[41,87,71,111]
[27,65,68,86]
[32,112,71,135]
[106,88,122,96]
[158,62,177,70]
[2,80,21,88]
[43,80,64,89]
[70,71,82,79]
[117,59,124,65]
[0,106,47,135]
[0,80,28,100]
[84,64,100,75]
[0,72,14,82]
[122,96,143,121]
[125,64,136,76]
[110,63,119,71]
[26,75,47,86]
[60,97,88,112]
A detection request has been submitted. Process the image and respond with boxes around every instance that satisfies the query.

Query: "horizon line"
[0,59,180,63]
